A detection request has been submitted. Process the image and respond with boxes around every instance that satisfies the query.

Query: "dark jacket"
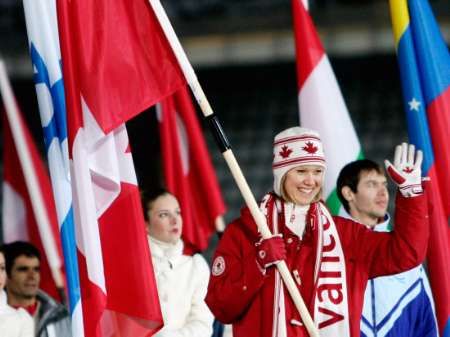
[36,290,72,337]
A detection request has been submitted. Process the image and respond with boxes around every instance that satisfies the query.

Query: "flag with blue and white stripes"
[22,0,84,335]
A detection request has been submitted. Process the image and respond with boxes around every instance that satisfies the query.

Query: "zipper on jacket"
[370,279,378,337]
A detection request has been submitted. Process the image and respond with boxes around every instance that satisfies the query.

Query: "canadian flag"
[56,0,185,335]
[0,61,65,301]
[158,85,226,254]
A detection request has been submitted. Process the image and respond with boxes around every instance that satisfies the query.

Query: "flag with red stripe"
[158,85,226,254]
[56,0,185,335]
[390,0,450,335]
[1,69,65,301]
[292,0,363,216]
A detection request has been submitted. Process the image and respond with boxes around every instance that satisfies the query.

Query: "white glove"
[384,143,423,197]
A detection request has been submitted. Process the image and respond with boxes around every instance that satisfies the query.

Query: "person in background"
[3,241,71,337]
[142,188,214,337]
[0,244,34,337]
[337,159,438,337]
[205,127,429,337]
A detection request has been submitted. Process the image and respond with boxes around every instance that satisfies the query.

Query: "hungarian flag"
[0,62,65,301]
[292,0,363,215]
[389,0,450,335]
[57,0,185,335]
[158,85,226,254]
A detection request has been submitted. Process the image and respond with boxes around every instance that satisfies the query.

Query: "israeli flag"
[22,0,84,336]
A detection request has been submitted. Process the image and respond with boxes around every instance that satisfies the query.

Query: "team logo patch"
[212,256,226,276]
[258,250,266,259]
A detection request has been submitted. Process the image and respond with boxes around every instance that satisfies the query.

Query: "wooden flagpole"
[147,2,320,336]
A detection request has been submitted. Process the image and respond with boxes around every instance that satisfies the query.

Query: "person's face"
[347,170,389,227]
[0,252,6,291]
[283,165,324,206]
[7,255,40,300]
[147,193,183,244]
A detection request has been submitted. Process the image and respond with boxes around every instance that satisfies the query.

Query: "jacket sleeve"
[154,255,214,337]
[346,193,429,278]
[205,220,266,323]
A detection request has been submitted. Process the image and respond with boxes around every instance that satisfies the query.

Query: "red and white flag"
[158,85,226,254]
[0,62,65,301]
[56,0,184,335]
[292,0,362,216]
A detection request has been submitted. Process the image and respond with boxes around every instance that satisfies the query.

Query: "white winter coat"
[148,236,214,337]
[0,291,34,337]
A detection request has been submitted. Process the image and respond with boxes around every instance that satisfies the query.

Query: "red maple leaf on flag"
[302,141,318,154]
[279,145,293,158]
[403,167,414,173]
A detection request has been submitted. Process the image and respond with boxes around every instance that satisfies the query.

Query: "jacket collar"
[343,212,391,232]
[148,235,183,260]
[372,214,391,232]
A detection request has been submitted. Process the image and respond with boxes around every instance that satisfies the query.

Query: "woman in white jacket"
[143,189,214,337]
[0,246,34,337]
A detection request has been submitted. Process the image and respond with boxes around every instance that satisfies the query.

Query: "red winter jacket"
[205,193,429,337]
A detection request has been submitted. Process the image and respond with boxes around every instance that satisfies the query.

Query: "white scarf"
[148,236,184,270]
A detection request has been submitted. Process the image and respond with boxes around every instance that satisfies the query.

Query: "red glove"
[255,235,287,269]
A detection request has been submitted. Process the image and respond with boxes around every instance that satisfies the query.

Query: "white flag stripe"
[34,83,54,126]
[302,0,309,10]
[2,182,28,242]
[80,94,123,215]
[72,301,84,337]
[114,125,138,185]
[299,55,361,200]
[71,129,106,293]
[175,112,190,175]
[0,61,63,285]
[47,139,73,224]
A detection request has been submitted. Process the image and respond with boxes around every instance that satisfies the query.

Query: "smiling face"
[282,165,324,206]
[146,193,183,244]
[345,170,389,227]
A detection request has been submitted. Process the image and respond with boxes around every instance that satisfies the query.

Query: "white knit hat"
[272,127,326,196]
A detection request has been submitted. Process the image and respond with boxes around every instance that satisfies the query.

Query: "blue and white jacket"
[360,216,438,337]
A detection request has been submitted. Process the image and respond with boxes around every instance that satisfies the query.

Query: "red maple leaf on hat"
[279,145,293,158]
[302,141,318,154]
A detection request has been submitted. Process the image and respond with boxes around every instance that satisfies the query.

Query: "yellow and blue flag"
[389,0,450,336]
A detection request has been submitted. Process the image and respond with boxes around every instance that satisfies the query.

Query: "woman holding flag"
[142,189,214,337]
[206,126,430,337]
